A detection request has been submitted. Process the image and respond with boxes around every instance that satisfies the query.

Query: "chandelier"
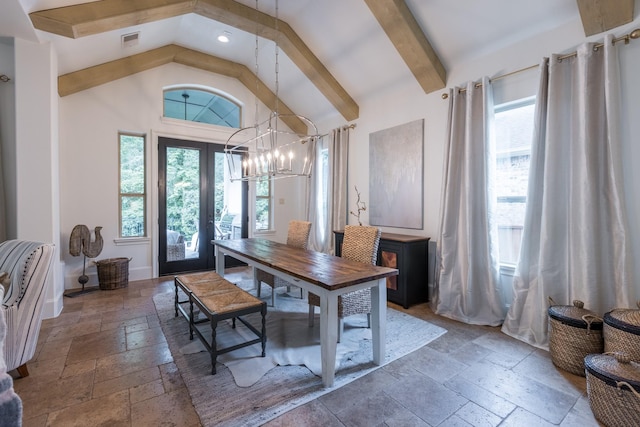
[224,0,320,182]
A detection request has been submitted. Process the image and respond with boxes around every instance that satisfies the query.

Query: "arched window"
[163,88,240,128]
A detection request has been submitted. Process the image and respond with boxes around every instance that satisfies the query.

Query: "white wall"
[1,37,61,249]
[59,63,304,290]
[8,38,63,317]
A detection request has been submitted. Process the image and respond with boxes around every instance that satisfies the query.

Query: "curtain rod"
[318,123,356,138]
[0,75,10,83]
[441,27,640,99]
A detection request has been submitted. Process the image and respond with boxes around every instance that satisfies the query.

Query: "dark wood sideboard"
[334,230,430,308]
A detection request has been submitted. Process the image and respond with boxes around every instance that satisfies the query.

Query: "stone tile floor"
[11,267,603,426]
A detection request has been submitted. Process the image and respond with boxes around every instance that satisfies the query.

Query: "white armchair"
[0,240,55,377]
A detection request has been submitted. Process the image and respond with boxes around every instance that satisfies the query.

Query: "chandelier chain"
[274,0,280,121]
[254,0,259,129]
[223,0,321,182]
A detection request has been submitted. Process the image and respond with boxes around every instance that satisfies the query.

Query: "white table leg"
[319,292,338,387]
[371,278,387,365]
[215,247,225,276]
[252,266,259,291]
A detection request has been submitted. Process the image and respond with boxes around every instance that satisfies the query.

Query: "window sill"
[114,237,150,246]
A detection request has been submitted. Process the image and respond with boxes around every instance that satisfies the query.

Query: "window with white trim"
[119,132,146,237]
[494,97,535,265]
[255,176,272,231]
[163,88,240,128]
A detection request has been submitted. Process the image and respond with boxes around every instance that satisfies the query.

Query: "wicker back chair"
[308,225,381,342]
[256,220,312,306]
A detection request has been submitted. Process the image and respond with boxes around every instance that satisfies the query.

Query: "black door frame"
[158,137,247,275]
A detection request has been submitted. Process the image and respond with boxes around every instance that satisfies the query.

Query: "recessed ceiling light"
[217,31,231,43]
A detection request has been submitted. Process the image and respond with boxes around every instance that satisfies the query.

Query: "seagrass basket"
[548,298,603,376]
[585,352,640,427]
[95,257,130,290]
[604,302,640,361]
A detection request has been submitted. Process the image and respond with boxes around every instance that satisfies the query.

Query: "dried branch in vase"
[349,186,367,226]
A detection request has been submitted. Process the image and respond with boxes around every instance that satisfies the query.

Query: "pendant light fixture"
[224,0,320,182]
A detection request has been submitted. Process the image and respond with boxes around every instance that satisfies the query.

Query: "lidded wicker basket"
[548,299,603,376]
[585,352,640,427]
[604,302,640,361]
[95,257,130,290]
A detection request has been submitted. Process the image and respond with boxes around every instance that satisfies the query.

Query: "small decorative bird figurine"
[69,225,104,258]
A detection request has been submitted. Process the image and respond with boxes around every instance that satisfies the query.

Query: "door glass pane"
[215,152,243,239]
[166,147,200,261]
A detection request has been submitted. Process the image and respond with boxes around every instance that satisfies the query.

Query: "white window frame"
[494,96,536,268]
[118,131,147,239]
[254,176,273,233]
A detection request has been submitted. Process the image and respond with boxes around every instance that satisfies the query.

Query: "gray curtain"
[432,77,505,326]
[502,35,634,349]
[307,127,349,254]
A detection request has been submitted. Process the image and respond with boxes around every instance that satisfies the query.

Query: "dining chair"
[256,220,312,306]
[308,224,381,342]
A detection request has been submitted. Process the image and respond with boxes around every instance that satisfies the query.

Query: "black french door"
[158,137,247,275]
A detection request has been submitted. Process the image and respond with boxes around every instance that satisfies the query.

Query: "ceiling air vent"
[121,32,140,48]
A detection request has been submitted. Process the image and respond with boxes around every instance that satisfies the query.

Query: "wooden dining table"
[212,238,399,388]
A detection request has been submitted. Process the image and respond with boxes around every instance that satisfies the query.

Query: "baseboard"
[64,265,153,290]
[42,259,65,319]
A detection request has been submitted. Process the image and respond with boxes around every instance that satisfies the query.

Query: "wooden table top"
[213,238,398,291]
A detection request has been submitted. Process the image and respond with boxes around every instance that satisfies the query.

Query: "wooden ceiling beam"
[363,0,446,94]
[576,0,634,36]
[58,44,179,96]
[30,0,359,121]
[196,0,359,121]
[29,0,195,38]
[172,47,307,133]
[58,44,308,134]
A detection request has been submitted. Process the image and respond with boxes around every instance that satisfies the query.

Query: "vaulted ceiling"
[1,0,635,125]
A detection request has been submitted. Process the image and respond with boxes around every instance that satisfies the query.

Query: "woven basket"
[585,352,640,427]
[548,299,603,376]
[95,257,130,290]
[604,302,640,361]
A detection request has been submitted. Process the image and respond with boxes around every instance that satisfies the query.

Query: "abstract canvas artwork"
[369,119,424,229]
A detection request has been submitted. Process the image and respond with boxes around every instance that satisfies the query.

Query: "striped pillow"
[0,241,47,308]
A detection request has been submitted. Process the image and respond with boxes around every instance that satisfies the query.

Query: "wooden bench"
[174,271,267,374]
